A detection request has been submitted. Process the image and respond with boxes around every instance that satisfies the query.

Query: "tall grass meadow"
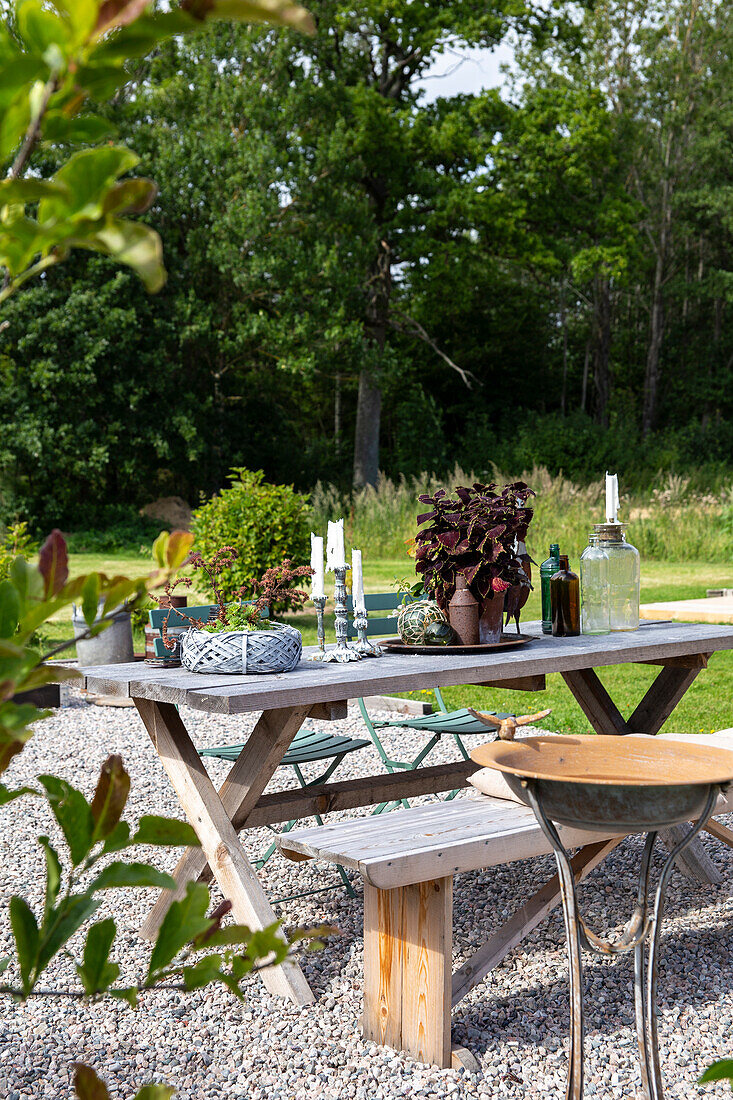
[311,467,733,564]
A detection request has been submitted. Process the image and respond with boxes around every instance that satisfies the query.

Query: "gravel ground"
[0,689,731,1099]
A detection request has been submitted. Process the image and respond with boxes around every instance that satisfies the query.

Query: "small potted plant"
[414,481,535,643]
[166,549,312,675]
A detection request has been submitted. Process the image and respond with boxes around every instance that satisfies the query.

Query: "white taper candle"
[352,549,365,613]
[310,534,325,598]
[605,472,619,523]
[326,519,346,570]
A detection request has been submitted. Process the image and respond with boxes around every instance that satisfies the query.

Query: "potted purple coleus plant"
[414,481,535,642]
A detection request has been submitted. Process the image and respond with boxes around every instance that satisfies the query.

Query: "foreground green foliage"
[1,753,313,1005]
[700,1060,733,1090]
[74,1063,173,1100]
[0,531,327,1096]
[0,0,312,303]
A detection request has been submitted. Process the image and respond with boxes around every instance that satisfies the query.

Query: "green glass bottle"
[540,543,561,634]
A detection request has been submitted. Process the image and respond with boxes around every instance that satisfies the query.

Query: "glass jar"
[594,523,640,631]
[580,533,610,635]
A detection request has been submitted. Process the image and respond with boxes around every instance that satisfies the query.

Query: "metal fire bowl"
[470,735,733,832]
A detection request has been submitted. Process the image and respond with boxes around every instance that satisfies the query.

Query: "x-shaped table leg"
[561,663,705,737]
[561,660,721,885]
[135,697,314,1005]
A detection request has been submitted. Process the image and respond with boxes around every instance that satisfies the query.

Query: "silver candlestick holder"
[353,607,383,657]
[323,565,360,662]
[307,595,328,661]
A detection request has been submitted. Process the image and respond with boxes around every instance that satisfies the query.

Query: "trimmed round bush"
[191,468,310,603]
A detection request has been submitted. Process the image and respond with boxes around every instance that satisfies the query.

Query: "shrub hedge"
[191,468,311,601]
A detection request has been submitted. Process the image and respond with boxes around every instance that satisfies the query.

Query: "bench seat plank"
[279,796,627,890]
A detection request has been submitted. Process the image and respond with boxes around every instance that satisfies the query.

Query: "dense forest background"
[1,0,731,531]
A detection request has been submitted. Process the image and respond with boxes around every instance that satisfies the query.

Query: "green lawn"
[43,553,732,736]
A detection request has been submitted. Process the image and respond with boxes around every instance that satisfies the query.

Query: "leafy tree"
[147,2,553,488]
[499,0,733,433]
[1,0,732,529]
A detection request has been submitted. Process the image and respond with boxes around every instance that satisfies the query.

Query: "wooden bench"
[279,755,733,1070]
[279,795,628,1068]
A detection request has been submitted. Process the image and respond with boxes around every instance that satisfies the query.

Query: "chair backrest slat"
[346,593,407,613]
[148,601,268,630]
[346,591,417,639]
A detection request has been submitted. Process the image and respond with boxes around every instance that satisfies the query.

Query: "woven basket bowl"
[180,623,302,675]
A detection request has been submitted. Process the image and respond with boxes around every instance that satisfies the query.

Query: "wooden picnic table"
[81,619,733,1007]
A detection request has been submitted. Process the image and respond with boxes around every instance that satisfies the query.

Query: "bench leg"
[363,877,453,1068]
[705,819,733,849]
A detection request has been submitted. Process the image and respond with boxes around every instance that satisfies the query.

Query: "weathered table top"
[80,619,733,715]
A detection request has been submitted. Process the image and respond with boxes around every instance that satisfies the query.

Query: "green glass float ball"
[397,600,448,645]
[423,621,457,646]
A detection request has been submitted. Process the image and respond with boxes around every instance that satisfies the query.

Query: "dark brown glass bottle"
[551,555,580,637]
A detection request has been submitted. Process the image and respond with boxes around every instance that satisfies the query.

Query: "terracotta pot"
[448,574,479,646]
[478,595,504,644]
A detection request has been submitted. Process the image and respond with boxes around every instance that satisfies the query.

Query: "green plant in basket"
[161,550,314,675]
[203,603,273,634]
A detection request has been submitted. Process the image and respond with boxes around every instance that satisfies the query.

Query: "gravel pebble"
[0,688,731,1098]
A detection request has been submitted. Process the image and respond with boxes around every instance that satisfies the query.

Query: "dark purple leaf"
[38,530,69,597]
[462,561,481,585]
[436,531,461,551]
[476,574,493,599]
[416,511,437,525]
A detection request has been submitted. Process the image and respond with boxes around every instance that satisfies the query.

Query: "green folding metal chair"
[347,592,510,811]
[148,602,370,902]
[199,729,370,901]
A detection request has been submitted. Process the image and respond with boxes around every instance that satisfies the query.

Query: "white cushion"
[468,766,526,805]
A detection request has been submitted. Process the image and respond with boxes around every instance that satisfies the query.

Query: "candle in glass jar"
[352,549,365,612]
[310,533,325,598]
[326,519,345,570]
[605,472,619,523]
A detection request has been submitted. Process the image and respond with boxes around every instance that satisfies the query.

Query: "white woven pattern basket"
[180,623,302,675]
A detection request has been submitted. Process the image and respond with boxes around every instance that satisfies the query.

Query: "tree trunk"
[560,280,568,416]
[334,370,342,458]
[642,251,665,437]
[642,133,674,437]
[592,276,612,428]
[702,297,723,429]
[353,370,382,488]
[580,339,590,413]
[353,233,391,489]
